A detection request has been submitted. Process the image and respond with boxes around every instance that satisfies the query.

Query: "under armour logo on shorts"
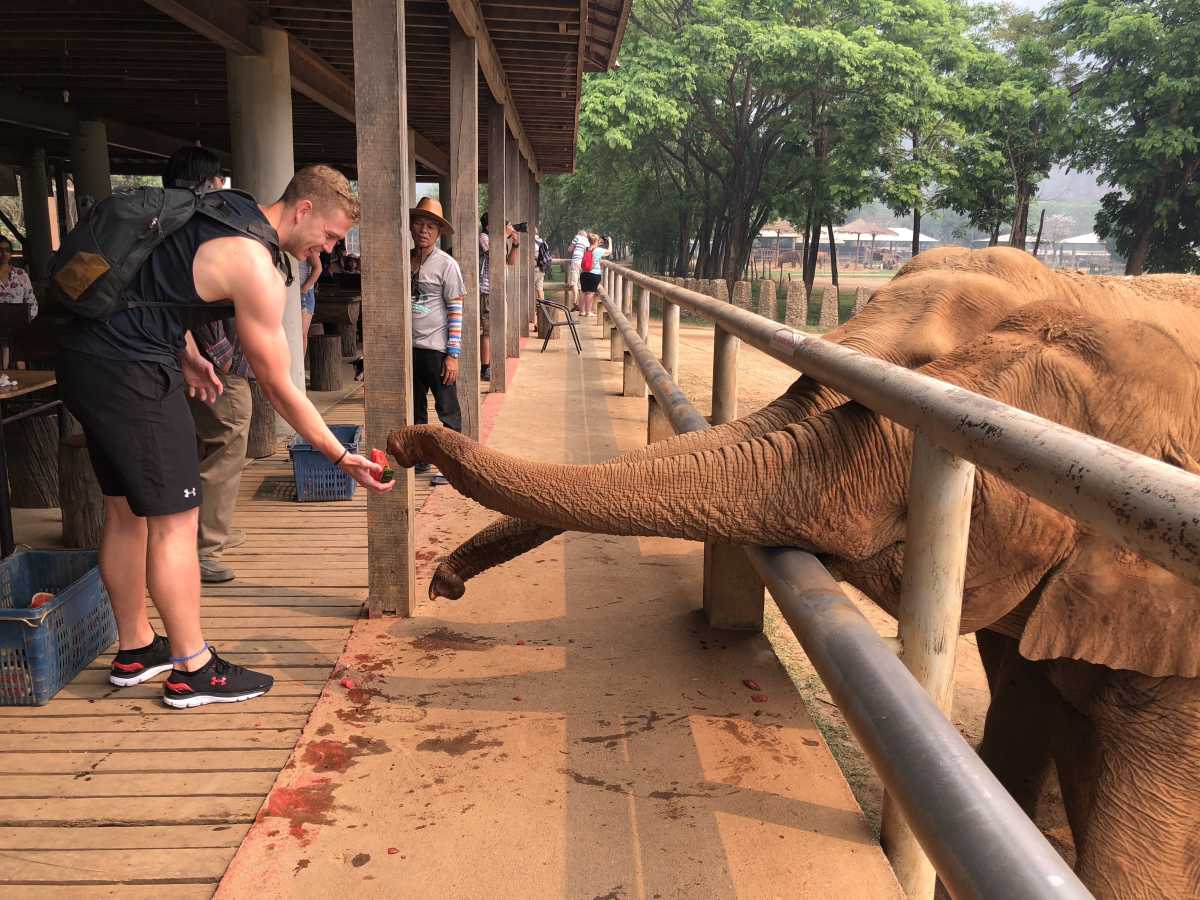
[184,487,197,498]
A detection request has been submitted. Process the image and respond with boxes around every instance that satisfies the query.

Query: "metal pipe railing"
[599,292,1089,899]
[605,263,1200,589]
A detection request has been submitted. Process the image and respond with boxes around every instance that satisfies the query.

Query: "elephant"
[388,248,1200,898]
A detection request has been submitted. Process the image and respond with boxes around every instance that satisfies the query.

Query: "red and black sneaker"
[109,634,172,687]
[162,648,274,709]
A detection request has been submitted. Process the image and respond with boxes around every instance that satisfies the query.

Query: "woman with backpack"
[578,232,611,316]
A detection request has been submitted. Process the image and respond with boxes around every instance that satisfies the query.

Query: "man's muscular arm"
[193,236,392,492]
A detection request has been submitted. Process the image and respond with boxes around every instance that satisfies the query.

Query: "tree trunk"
[1031,208,1046,258]
[989,221,1001,247]
[308,334,343,392]
[1008,181,1032,250]
[827,222,840,295]
[58,432,103,549]
[246,380,277,459]
[1125,198,1156,275]
[6,414,58,507]
[911,205,922,259]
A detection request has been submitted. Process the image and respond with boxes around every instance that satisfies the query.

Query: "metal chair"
[536,298,582,354]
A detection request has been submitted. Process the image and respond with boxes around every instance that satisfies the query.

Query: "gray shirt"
[411,247,466,355]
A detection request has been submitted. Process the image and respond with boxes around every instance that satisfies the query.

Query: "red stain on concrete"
[263,779,337,846]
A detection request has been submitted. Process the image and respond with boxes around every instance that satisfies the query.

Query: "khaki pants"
[187,371,252,560]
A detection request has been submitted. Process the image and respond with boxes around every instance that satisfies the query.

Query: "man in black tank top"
[57,165,394,709]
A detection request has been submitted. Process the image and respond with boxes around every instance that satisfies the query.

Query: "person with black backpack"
[51,164,393,709]
[534,227,552,305]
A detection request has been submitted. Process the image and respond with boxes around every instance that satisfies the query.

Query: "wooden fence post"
[352,0,415,616]
[662,298,679,380]
[622,281,645,397]
[880,432,976,898]
[705,320,765,630]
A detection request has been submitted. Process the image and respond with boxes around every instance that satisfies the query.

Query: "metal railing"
[595,262,1107,899]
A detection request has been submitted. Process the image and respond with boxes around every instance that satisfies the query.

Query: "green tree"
[1052,0,1200,273]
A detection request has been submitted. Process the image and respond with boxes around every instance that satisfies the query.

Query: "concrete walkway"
[217,325,901,899]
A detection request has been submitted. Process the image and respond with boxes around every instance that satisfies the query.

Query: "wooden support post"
[352,0,415,617]
[662,300,679,380]
[636,284,650,342]
[622,276,633,319]
[245,380,276,459]
[436,175,452,255]
[449,22,481,438]
[622,348,646,398]
[647,395,674,444]
[704,321,764,630]
[307,334,343,391]
[18,149,52,283]
[487,102,508,392]
[516,161,530,339]
[609,321,623,362]
[880,433,976,899]
[505,132,521,358]
[59,433,103,549]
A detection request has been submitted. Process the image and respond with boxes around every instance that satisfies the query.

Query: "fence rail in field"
[597,261,1104,900]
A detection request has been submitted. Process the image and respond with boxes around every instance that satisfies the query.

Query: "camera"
[513,222,529,233]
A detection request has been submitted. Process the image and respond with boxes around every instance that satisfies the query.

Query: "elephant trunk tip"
[429,562,466,601]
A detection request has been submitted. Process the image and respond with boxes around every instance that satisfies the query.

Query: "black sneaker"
[162,648,274,709]
[109,634,172,687]
[480,364,492,381]
[415,462,431,475]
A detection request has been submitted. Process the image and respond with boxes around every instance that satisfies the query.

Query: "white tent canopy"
[835,225,938,244]
[1061,232,1106,245]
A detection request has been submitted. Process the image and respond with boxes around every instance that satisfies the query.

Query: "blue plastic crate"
[288,424,364,502]
[0,550,116,706]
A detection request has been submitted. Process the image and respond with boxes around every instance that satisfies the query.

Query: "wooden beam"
[141,0,261,54]
[0,90,231,165]
[487,101,508,392]
[505,127,522,355]
[449,22,481,440]
[445,0,541,176]
[352,0,416,617]
[287,35,355,121]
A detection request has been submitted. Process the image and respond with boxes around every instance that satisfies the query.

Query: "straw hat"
[410,196,454,235]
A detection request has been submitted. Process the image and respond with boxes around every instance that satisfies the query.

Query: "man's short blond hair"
[282,165,360,222]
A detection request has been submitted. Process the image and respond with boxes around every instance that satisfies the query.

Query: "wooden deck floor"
[0,386,440,899]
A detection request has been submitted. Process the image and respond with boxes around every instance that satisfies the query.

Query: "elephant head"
[391,284,1200,679]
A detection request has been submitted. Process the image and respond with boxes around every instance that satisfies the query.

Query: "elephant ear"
[1019,534,1200,678]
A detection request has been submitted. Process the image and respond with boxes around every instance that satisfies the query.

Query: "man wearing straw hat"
[409,197,466,485]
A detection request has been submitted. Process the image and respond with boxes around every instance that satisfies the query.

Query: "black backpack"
[48,187,290,320]
[535,236,553,272]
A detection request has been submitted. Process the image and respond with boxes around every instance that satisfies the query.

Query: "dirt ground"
[658,321,991,833]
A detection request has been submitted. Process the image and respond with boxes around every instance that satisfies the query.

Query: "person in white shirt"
[567,229,588,310]
[0,236,36,369]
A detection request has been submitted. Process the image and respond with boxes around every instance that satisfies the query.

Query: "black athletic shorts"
[580,272,602,292]
[57,351,202,518]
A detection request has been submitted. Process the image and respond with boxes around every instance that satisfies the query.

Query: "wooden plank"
[0,730,301,752]
[1,714,310,733]
[450,20,482,441]
[0,749,291,774]
[0,772,277,798]
[0,698,318,718]
[0,796,262,829]
[352,0,416,617]
[0,847,235,882]
[57,681,325,701]
[0,886,214,899]
[0,824,250,850]
[487,100,508,392]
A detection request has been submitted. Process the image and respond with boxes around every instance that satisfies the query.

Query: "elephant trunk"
[389,409,905,559]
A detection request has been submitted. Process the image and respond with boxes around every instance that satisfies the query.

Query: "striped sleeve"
[445,298,463,357]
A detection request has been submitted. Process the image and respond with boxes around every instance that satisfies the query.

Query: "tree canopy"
[540,0,1200,279]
